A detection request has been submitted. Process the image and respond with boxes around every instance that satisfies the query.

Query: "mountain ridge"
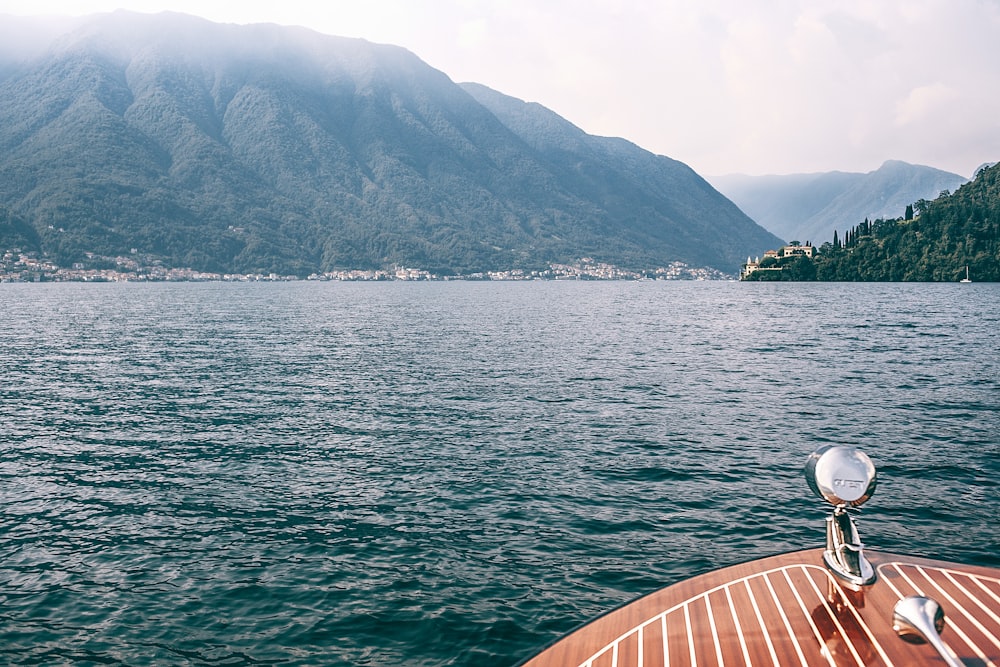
[0,11,782,276]
[711,160,968,244]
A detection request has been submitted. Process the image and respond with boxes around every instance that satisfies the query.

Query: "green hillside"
[814,162,999,281]
[743,162,999,281]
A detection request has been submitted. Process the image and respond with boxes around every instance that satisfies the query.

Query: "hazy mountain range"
[0,11,783,276]
[710,161,969,245]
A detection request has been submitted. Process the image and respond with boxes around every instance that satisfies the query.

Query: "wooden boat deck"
[521,549,1000,666]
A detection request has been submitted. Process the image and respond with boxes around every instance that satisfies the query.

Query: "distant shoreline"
[0,256,734,283]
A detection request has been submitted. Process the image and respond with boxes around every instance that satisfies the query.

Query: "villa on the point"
[740,242,815,280]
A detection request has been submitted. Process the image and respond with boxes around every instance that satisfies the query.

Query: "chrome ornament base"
[805,445,878,587]
[822,510,875,587]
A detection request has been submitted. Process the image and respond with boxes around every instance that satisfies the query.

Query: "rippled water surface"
[1,281,998,665]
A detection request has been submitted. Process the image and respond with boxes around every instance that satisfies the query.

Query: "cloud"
[895,83,959,127]
[613,0,1000,176]
[456,18,488,49]
[2,0,998,176]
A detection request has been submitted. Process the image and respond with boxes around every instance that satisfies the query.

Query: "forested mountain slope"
[743,163,1000,281]
[813,162,1000,281]
[0,11,781,275]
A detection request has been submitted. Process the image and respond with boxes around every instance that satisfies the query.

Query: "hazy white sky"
[2,0,998,178]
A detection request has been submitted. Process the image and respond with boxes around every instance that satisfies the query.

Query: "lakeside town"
[1,249,733,283]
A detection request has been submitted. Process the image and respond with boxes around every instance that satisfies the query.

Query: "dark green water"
[1,281,997,665]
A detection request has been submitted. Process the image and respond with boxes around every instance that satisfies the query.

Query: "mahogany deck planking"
[521,549,1000,667]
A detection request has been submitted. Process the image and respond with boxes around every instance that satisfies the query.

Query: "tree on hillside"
[810,163,1000,281]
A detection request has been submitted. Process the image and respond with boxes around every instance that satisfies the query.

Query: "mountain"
[711,161,969,245]
[0,12,781,276]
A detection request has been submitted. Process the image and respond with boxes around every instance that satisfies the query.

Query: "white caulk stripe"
[780,567,838,667]
[743,578,780,666]
[724,583,753,667]
[939,569,1000,639]
[662,613,669,667]
[912,565,1000,655]
[685,603,697,667]
[704,591,724,667]
[965,571,1000,610]
[762,571,809,667]
[637,624,643,667]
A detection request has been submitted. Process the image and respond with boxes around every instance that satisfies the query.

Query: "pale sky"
[1,0,998,178]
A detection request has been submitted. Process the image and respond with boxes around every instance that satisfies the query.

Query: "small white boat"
[521,446,1000,666]
[961,266,972,283]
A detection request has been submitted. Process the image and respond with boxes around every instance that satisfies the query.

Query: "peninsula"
[740,162,998,281]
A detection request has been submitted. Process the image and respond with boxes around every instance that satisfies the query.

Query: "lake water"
[1,281,997,665]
